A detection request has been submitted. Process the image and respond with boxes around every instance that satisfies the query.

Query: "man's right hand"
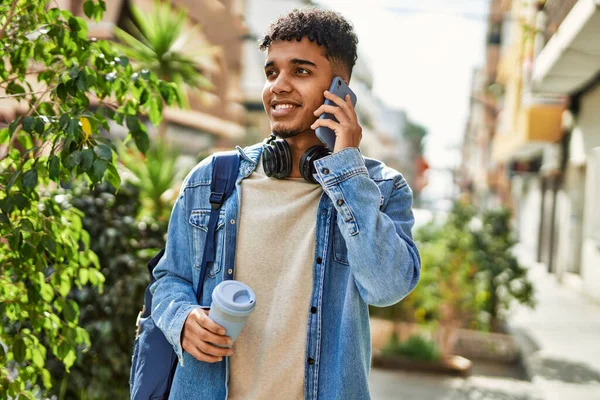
[182,308,233,363]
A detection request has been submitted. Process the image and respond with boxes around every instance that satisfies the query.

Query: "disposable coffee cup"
[208,280,256,347]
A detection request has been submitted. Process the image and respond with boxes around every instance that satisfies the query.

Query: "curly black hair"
[258,8,359,77]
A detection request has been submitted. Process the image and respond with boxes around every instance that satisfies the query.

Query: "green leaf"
[63,300,78,323]
[34,118,45,134]
[59,274,72,298]
[79,268,89,285]
[22,116,35,133]
[13,337,26,363]
[59,114,70,130]
[67,118,80,137]
[31,347,45,368]
[92,159,108,181]
[105,163,121,188]
[0,213,10,226]
[22,170,38,191]
[12,193,28,210]
[148,97,162,125]
[57,341,70,359]
[7,168,22,191]
[95,136,117,152]
[69,66,79,79]
[83,0,95,18]
[81,148,94,171]
[42,235,56,253]
[9,119,19,135]
[126,115,141,133]
[139,89,149,105]
[64,349,77,371]
[93,144,112,161]
[68,16,81,32]
[159,81,173,104]
[133,131,149,153]
[117,56,129,67]
[0,128,8,144]
[77,73,88,91]
[40,283,54,302]
[41,368,52,390]
[57,83,68,101]
[49,155,60,180]
[6,82,25,95]
[64,150,82,169]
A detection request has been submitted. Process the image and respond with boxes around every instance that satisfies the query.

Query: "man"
[151,8,421,399]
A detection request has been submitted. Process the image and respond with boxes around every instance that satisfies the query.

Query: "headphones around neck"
[262,134,331,183]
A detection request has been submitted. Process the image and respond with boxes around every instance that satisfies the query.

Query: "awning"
[532,0,600,94]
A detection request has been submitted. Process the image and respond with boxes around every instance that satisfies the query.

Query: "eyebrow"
[264,58,318,69]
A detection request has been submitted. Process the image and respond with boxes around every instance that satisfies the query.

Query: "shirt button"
[316,257,322,264]
[311,306,317,314]
[337,199,345,206]
[230,219,236,225]
[321,168,329,174]
[307,358,315,365]
[228,269,233,275]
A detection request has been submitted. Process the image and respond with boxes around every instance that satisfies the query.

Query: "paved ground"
[368,244,600,400]
[509,246,600,400]
[369,361,543,400]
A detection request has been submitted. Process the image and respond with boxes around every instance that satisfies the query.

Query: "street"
[369,361,543,400]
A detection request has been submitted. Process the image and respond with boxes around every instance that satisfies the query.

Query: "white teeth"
[274,104,295,110]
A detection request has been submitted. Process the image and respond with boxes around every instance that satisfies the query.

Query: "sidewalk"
[510,245,600,400]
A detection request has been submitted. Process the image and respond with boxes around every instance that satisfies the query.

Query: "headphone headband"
[262,135,331,183]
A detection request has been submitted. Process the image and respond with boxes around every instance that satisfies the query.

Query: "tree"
[114,0,215,137]
[0,1,179,397]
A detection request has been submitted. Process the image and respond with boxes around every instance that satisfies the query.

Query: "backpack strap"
[195,152,240,301]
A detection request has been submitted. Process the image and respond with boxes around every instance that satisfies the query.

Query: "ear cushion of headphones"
[262,138,292,179]
[299,145,331,183]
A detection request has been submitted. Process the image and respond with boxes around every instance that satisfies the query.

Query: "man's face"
[262,38,335,138]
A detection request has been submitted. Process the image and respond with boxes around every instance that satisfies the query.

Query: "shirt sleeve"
[150,188,200,366]
[313,147,421,306]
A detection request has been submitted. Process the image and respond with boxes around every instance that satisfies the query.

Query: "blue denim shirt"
[151,143,421,399]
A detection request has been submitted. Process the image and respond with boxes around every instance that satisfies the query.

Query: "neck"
[281,131,324,178]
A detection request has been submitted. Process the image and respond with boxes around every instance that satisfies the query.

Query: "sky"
[314,0,489,171]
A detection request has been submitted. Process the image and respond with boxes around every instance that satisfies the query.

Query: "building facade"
[465,0,600,301]
[0,0,248,157]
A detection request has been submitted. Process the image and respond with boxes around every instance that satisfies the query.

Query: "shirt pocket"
[333,224,350,265]
[189,208,226,278]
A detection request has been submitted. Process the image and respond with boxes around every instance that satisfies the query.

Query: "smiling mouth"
[271,103,300,118]
[272,104,299,111]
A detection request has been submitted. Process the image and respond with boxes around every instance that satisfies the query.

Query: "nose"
[270,72,292,94]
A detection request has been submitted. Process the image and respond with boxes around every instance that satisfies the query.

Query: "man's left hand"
[311,90,362,153]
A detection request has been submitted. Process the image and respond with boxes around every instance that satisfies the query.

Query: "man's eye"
[265,70,276,77]
[296,68,310,75]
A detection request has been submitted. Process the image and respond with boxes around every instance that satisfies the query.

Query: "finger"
[195,309,227,335]
[324,90,353,114]
[198,327,233,348]
[198,341,234,357]
[188,344,223,363]
[313,104,347,122]
[184,316,232,348]
[311,118,339,132]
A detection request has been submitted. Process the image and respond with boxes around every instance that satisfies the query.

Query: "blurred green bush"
[371,199,535,335]
[382,333,441,362]
[47,182,166,399]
